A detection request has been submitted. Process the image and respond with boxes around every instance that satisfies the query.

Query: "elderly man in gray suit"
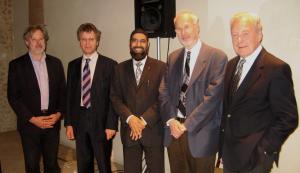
[159,11,228,173]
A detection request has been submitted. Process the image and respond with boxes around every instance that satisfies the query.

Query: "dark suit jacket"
[221,48,298,171]
[64,54,118,141]
[110,57,166,147]
[159,43,228,157]
[7,53,66,133]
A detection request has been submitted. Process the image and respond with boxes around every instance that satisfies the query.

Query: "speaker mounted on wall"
[135,0,176,38]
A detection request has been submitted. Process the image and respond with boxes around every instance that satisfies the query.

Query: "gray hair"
[23,25,49,42]
[174,10,199,25]
[230,12,263,33]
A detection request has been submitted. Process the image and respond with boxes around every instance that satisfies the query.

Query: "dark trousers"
[75,109,112,173]
[224,148,274,173]
[123,143,164,173]
[167,132,215,173]
[19,128,60,173]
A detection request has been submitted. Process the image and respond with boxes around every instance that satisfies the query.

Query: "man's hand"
[29,116,54,129]
[45,112,61,125]
[128,115,145,140]
[130,130,142,141]
[169,119,186,139]
[105,129,116,140]
[66,126,75,140]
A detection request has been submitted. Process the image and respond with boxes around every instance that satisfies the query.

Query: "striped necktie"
[178,51,191,117]
[82,58,91,108]
[231,58,246,96]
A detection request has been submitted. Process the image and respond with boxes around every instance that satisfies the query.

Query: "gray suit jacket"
[159,42,228,157]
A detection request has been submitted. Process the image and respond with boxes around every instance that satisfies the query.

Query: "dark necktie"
[82,58,91,108]
[178,51,191,117]
[231,58,246,96]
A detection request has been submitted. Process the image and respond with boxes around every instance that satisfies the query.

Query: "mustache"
[133,46,145,50]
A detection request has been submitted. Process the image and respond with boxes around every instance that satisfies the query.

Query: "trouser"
[167,132,215,173]
[123,143,164,173]
[75,108,112,173]
[19,128,60,173]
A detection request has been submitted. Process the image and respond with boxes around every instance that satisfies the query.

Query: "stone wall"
[0,0,17,132]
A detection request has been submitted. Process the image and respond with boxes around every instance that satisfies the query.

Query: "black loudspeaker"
[134,0,176,38]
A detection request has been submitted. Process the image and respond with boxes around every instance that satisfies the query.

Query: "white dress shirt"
[80,51,98,106]
[237,45,262,87]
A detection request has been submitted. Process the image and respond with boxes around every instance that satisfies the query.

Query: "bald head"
[174,10,200,49]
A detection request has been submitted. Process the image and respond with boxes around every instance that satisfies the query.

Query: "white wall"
[41,0,300,173]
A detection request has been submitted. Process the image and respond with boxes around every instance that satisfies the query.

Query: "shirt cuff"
[126,115,134,124]
[166,118,175,126]
[140,117,147,125]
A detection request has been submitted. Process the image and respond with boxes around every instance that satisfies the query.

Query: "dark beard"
[130,47,148,61]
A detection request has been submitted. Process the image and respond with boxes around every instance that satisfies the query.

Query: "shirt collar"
[29,52,46,62]
[83,51,98,62]
[133,56,148,66]
[185,39,202,54]
[241,45,262,63]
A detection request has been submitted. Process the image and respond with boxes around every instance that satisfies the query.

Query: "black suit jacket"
[110,57,166,147]
[7,53,66,133]
[64,54,118,141]
[221,48,298,171]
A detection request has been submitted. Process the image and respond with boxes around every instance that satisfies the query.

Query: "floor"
[0,131,123,173]
[0,131,222,173]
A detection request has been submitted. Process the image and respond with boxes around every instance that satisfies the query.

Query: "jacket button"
[227,114,231,118]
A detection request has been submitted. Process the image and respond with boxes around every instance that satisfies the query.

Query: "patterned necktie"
[231,58,246,96]
[82,58,91,108]
[135,61,142,85]
[178,51,191,117]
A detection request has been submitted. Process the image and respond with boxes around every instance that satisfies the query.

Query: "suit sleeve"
[110,66,133,125]
[260,63,298,153]
[7,61,33,122]
[159,57,178,124]
[64,62,73,126]
[141,63,166,127]
[184,53,228,132]
[105,61,119,130]
[56,60,67,116]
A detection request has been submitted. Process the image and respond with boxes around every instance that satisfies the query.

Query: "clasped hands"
[128,115,146,141]
[169,119,187,139]
[29,112,61,129]
[65,126,116,141]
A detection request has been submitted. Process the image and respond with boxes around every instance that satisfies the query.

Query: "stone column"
[0,0,17,132]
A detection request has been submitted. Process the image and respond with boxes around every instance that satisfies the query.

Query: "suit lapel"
[75,57,83,91]
[225,57,240,106]
[174,49,185,90]
[25,54,40,96]
[92,55,102,90]
[231,49,266,106]
[137,57,152,89]
[45,56,53,104]
[125,59,138,90]
[187,44,209,91]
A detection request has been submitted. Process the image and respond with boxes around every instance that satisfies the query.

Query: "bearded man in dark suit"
[110,28,166,173]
